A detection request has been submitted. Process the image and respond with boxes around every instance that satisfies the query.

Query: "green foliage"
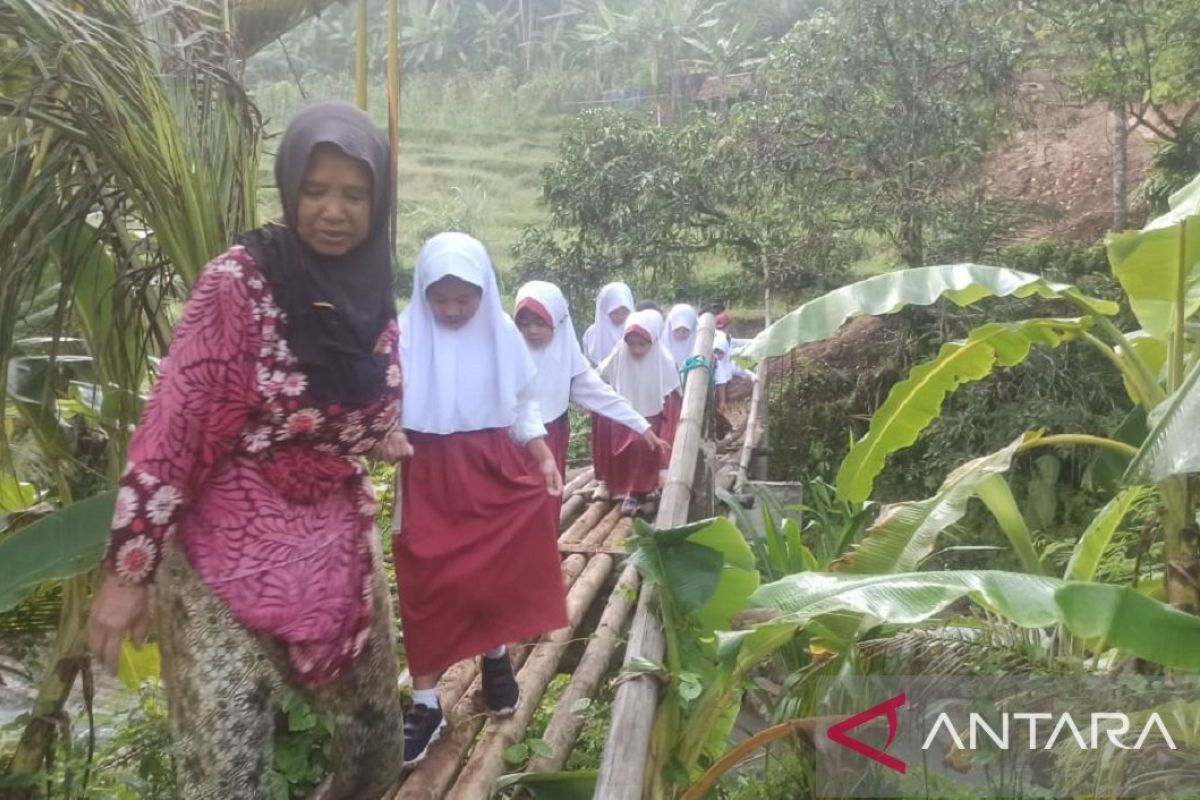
[513,109,722,313]
[0,491,114,612]
[749,0,1023,266]
[1135,121,1200,214]
[272,692,333,799]
[0,680,177,799]
[1034,0,1200,141]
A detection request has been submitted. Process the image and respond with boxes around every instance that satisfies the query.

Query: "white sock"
[483,644,507,659]
[412,687,439,710]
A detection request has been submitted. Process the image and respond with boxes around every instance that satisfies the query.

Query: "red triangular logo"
[826,692,907,774]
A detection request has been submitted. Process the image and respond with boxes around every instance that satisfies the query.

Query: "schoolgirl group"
[83,103,751,797]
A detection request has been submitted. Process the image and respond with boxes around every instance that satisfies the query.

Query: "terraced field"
[249,76,563,281]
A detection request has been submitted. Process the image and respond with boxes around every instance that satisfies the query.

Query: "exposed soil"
[981,70,1157,242]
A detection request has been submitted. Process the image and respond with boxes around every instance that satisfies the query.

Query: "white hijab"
[516,280,589,422]
[598,309,681,417]
[400,232,537,434]
[582,281,635,364]
[713,330,734,385]
[665,304,698,369]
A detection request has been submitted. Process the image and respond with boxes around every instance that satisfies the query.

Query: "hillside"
[982,71,1157,241]
[248,74,562,279]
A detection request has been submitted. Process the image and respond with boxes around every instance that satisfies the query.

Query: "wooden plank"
[524,564,641,774]
[593,313,717,799]
[448,553,617,798]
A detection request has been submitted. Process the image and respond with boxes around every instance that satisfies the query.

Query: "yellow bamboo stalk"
[386,0,400,246]
[354,0,368,110]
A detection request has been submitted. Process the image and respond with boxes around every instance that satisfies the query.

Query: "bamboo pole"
[525,564,640,773]
[577,504,622,549]
[735,358,770,491]
[448,552,617,797]
[394,555,588,800]
[563,467,595,496]
[559,501,611,545]
[354,0,368,109]
[593,313,716,799]
[559,492,589,527]
[386,0,400,250]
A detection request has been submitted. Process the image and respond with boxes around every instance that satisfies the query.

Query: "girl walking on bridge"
[514,280,668,477]
[595,310,683,516]
[396,233,567,767]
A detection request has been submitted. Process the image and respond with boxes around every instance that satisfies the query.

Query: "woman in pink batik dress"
[85,102,409,800]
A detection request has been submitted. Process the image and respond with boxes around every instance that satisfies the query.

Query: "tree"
[513,109,724,313]
[1028,0,1200,226]
[748,0,1022,266]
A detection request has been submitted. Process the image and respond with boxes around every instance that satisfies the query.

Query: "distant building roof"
[695,72,756,103]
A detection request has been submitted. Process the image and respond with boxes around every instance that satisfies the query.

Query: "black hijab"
[239,101,396,406]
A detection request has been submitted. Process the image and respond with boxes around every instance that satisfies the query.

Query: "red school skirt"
[395,428,568,676]
[545,412,571,479]
[595,392,682,498]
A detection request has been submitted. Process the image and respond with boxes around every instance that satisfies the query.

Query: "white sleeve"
[509,380,548,445]
[732,364,757,382]
[570,368,652,435]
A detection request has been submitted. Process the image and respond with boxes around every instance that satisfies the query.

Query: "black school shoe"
[481,652,520,716]
[619,495,640,517]
[402,703,445,767]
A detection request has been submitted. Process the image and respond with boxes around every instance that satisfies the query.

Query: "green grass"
[247,72,563,277]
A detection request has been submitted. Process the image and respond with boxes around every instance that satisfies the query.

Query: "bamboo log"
[448,553,617,798]
[593,313,717,799]
[578,504,622,549]
[735,357,770,491]
[525,564,641,773]
[394,555,588,799]
[563,467,595,496]
[604,517,634,550]
[559,501,611,545]
[559,492,589,528]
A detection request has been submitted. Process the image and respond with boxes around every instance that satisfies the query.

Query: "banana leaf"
[739,265,1117,363]
[833,434,1033,575]
[0,490,114,612]
[628,516,759,631]
[1064,487,1148,582]
[836,319,1087,503]
[1123,358,1200,484]
[494,770,598,799]
[752,570,1200,670]
[1106,173,1200,340]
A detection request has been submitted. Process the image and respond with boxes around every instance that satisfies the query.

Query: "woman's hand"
[642,429,670,455]
[86,571,151,676]
[371,428,414,463]
[526,437,563,497]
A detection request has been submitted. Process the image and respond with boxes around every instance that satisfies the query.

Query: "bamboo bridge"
[390,313,773,799]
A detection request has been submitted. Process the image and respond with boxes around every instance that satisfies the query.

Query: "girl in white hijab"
[666,303,699,370]
[596,310,683,516]
[395,233,567,766]
[712,330,756,441]
[514,281,668,479]
[581,281,635,365]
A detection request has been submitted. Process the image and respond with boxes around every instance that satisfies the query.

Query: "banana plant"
[0,0,264,787]
[740,172,1200,612]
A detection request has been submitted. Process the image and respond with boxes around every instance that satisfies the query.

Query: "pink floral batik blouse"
[102,244,402,686]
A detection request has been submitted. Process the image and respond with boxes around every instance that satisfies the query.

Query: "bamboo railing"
[592,313,718,799]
